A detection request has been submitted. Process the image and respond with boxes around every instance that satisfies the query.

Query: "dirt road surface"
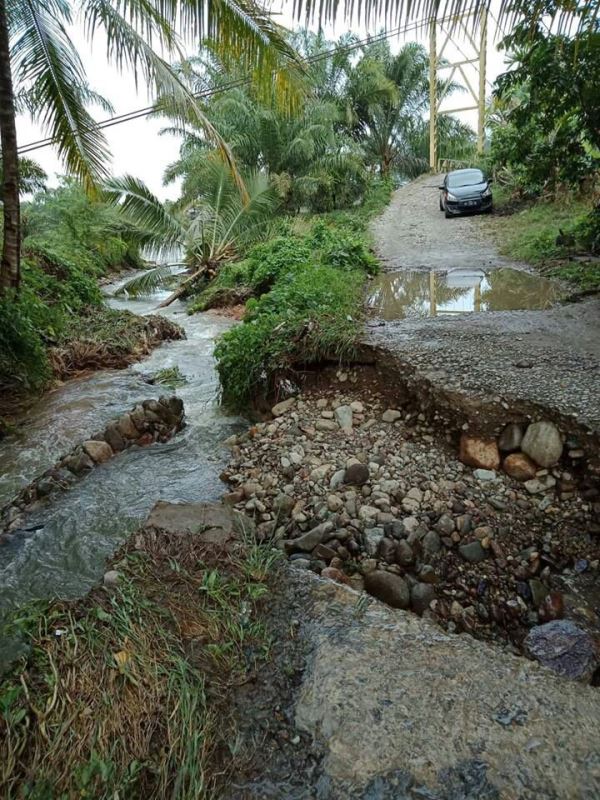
[372,174,514,271]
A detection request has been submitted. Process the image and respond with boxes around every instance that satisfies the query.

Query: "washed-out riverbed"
[0,284,243,665]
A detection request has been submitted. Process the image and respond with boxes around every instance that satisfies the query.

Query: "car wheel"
[439,197,444,211]
[444,209,452,219]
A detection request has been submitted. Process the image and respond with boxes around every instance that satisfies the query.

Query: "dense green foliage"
[0,183,145,392]
[487,5,599,286]
[162,32,474,214]
[489,8,599,198]
[107,157,277,283]
[213,182,389,409]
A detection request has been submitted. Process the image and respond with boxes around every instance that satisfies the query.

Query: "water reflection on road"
[367,267,563,321]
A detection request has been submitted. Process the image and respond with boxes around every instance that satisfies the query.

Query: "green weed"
[149,366,188,389]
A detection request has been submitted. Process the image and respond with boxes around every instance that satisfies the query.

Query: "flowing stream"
[0,284,244,665]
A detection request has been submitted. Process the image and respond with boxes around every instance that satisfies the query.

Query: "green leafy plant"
[107,157,278,306]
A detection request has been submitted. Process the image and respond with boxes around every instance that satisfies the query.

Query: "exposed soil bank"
[48,310,184,381]
[0,309,183,431]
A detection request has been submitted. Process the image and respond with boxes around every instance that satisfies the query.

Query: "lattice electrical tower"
[429,7,488,171]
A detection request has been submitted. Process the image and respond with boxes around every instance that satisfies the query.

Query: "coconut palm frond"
[11,0,111,191]
[104,175,186,259]
[112,265,179,297]
[291,0,595,37]
[81,0,250,200]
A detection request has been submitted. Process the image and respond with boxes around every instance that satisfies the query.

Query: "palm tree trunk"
[0,0,20,294]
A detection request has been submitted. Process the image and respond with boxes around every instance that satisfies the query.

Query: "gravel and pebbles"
[221,374,600,677]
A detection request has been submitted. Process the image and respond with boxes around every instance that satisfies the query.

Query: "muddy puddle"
[367,267,563,321]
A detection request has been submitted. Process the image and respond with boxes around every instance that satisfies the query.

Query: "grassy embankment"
[491,186,599,291]
[0,524,280,798]
[0,184,182,424]
[191,180,392,410]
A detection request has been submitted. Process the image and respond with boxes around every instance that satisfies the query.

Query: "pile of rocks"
[459,419,585,498]
[221,387,600,679]
[1,396,184,535]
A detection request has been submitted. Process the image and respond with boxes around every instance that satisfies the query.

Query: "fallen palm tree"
[106,158,278,308]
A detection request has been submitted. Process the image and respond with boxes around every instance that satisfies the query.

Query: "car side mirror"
[487,178,493,184]
[438,185,445,190]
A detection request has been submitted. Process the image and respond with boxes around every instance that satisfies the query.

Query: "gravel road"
[372,173,516,271]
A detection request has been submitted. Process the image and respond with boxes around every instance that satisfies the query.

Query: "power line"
[17,15,437,155]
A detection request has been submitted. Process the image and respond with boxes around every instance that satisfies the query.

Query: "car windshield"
[447,170,485,188]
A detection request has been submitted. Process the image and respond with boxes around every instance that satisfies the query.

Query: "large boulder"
[503,453,537,482]
[116,414,139,439]
[104,423,126,452]
[364,571,410,609]
[459,434,500,470]
[521,421,563,467]
[83,440,113,464]
[524,620,598,682]
[334,405,353,431]
[285,522,334,553]
[272,397,296,417]
[498,423,524,452]
[410,583,436,615]
[145,500,254,543]
[459,541,487,563]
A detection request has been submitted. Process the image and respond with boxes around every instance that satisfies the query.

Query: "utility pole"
[429,7,489,172]
[429,20,437,173]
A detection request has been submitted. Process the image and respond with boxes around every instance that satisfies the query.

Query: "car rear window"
[447,170,485,188]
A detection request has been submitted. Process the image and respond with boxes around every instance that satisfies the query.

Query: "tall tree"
[0,0,301,294]
[344,40,430,177]
[0,0,20,290]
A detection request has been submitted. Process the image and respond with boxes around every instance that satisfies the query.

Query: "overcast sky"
[16,1,510,199]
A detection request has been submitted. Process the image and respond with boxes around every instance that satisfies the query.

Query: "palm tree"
[344,40,465,178]
[107,154,277,306]
[0,0,301,294]
[159,51,369,213]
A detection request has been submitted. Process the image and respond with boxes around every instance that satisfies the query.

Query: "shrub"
[1,181,145,395]
[245,236,312,293]
[0,292,51,390]
[310,220,378,273]
[215,262,362,408]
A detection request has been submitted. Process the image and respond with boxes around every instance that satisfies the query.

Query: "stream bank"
[0,307,183,433]
[0,285,244,670]
[4,492,600,799]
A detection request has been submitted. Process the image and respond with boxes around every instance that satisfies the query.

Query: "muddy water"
[367,267,562,321]
[0,285,243,664]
